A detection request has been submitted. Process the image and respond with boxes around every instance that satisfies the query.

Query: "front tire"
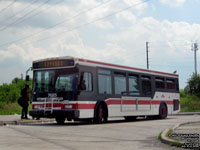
[94,104,108,124]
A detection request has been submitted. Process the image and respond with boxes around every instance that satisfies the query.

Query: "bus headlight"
[34,105,43,109]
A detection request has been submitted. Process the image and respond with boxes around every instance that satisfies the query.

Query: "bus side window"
[166,79,176,90]
[98,69,112,94]
[141,76,152,96]
[128,75,139,96]
[79,72,92,91]
[114,73,126,95]
[155,77,165,89]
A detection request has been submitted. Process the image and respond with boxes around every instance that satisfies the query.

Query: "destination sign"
[33,59,74,69]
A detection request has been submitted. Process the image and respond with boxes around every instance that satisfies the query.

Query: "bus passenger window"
[98,69,112,94]
[114,74,126,95]
[155,77,165,89]
[166,79,175,90]
[141,76,152,96]
[79,72,92,91]
[129,76,139,95]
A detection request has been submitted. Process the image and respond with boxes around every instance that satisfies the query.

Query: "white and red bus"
[29,56,180,124]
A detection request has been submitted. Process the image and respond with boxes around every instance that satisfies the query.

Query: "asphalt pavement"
[0,112,200,149]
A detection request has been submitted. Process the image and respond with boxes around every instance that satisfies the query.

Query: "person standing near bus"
[21,84,29,119]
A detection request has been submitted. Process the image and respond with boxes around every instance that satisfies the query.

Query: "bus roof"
[33,56,178,78]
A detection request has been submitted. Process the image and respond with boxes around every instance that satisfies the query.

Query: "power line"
[6,0,65,26]
[0,0,113,48]
[22,0,150,47]
[0,0,17,14]
[0,0,51,32]
[0,0,39,25]
[0,0,150,49]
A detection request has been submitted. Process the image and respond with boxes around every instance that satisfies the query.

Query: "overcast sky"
[0,0,200,88]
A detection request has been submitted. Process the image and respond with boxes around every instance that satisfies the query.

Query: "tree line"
[184,73,200,98]
[0,78,32,104]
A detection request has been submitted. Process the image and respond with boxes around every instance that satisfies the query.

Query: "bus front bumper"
[29,109,80,119]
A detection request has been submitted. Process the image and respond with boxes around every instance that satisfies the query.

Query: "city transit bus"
[29,56,180,124]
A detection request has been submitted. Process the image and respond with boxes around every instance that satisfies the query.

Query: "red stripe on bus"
[105,99,176,105]
[138,100,151,105]
[76,104,95,109]
[33,99,178,110]
[106,99,121,105]
[78,59,178,77]
[122,100,136,105]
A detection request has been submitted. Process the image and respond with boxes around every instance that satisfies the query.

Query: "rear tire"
[158,103,168,119]
[56,117,65,125]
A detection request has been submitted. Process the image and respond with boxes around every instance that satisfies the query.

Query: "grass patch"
[0,102,32,115]
[167,129,183,147]
[158,132,162,140]
[180,95,200,112]
[169,141,183,147]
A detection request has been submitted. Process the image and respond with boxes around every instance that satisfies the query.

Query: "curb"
[176,112,200,116]
[0,119,55,126]
[160,124,184,147]
[160,121,200,147]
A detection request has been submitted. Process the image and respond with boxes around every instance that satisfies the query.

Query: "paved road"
[0,115,200,150]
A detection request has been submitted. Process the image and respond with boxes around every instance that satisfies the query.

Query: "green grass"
[180,95,200,112]
[0,102,32,115]
[166,129,183,147]
[158,132,162,140]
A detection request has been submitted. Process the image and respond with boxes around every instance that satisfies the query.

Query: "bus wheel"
[94,104,107,124]
[56,117,65,125]
[158,103,167,119]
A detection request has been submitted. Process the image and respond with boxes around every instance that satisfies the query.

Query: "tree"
[12,77,21,84]
[0,77,32,103]
[185,73,200,97]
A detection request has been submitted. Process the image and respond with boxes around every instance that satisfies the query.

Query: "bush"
[0,78,32,103]
[181,94,200,112]
[0,77,33,115]
[186,73,200,97]
[0,102,21,115]
[180,89,187,97]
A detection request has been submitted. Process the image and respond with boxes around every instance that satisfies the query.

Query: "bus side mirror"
[26,75,30,81]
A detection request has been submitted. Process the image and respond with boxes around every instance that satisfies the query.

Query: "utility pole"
[192,42,199,74]
[146,41,149,69]
[21,74,23,80]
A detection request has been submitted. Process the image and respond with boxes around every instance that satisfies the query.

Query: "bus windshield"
[33,69,78,100]
[55,74,78,92]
